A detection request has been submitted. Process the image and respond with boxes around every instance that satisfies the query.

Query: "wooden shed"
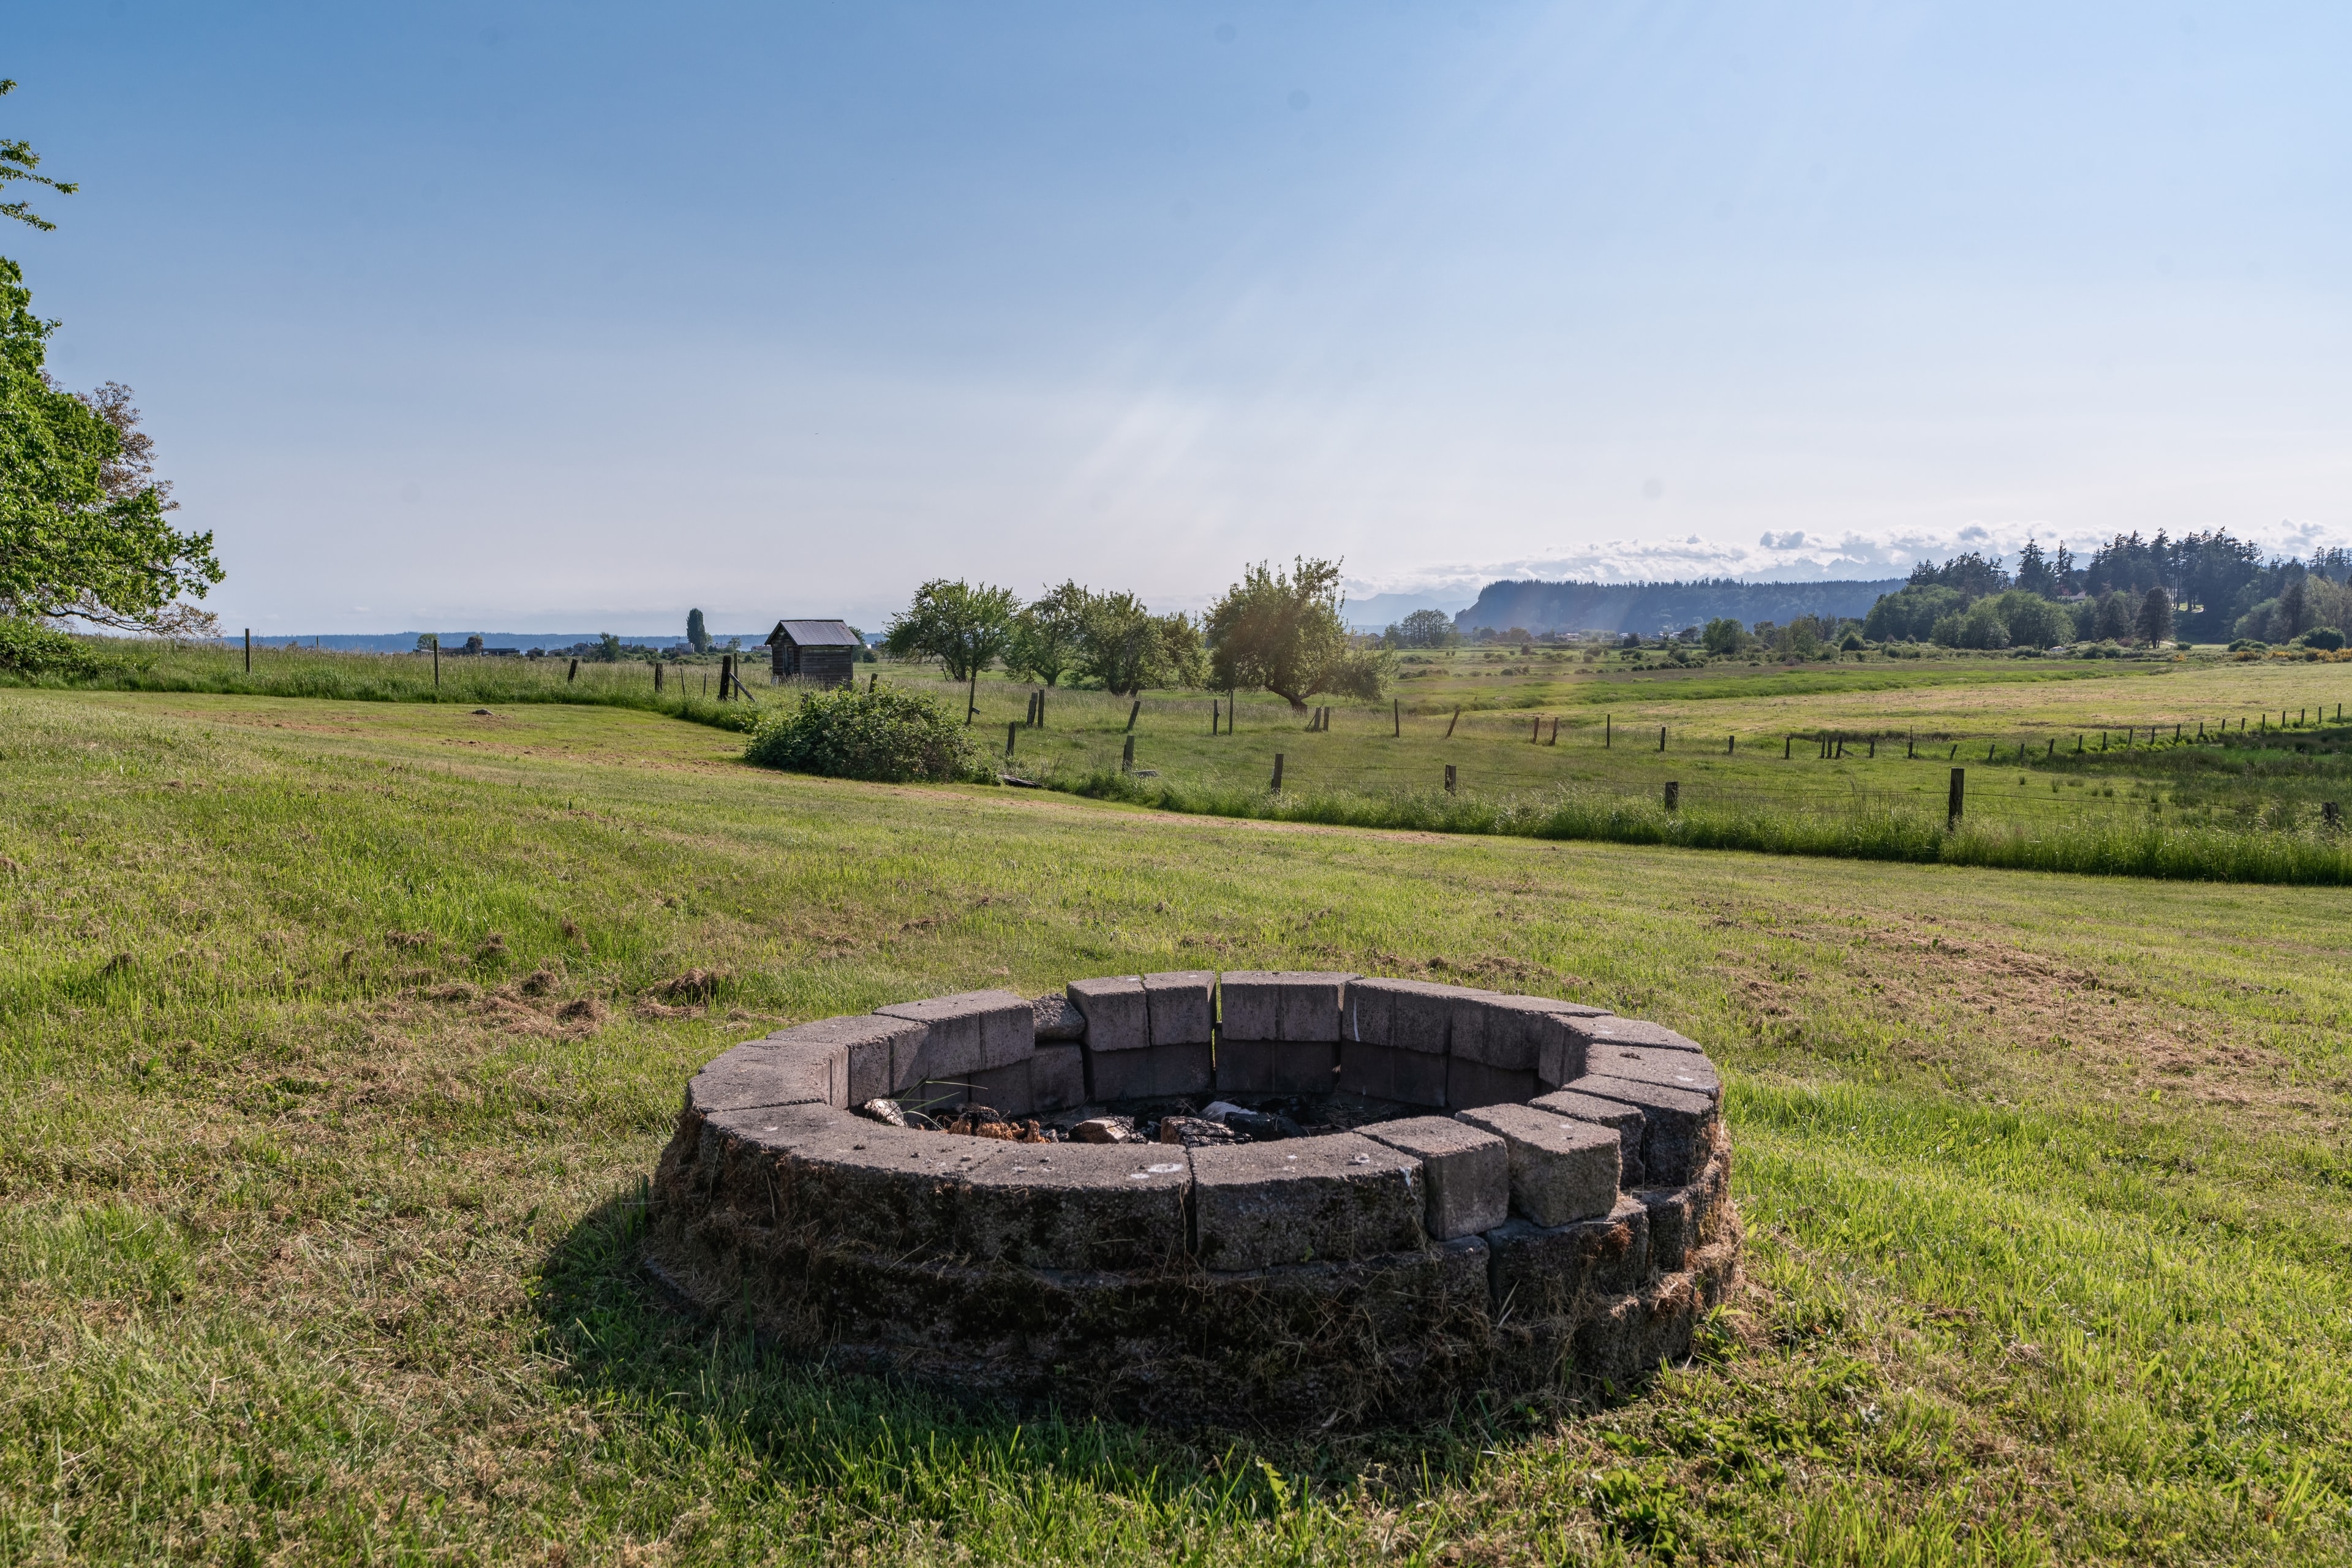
[765,619,863,687]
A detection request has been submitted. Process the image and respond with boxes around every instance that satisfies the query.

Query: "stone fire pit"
[647,973,1738,1429]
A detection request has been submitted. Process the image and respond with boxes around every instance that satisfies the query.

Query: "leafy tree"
[2092,591,2134,642]
[1958,598,2011,649]
[1006,581,1085,686]
[2,260,222,630]
[1,80,77,232]
[1071,587,1202,696]
[596,632,623,662]
[1387,608,1459,649]
[2135,587,2175,646]
[1701,617,1743,655]
[1995,590,2071,648]
[882,579,1017,681]
[1205,557,1386,710]
[2013,537,2060,598]
[415,633,439,652]
[687,608,708,654]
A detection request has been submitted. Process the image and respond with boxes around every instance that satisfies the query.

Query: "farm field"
[1,687,2346,1564]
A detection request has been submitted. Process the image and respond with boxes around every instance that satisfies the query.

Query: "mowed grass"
[1,689,2349,1564]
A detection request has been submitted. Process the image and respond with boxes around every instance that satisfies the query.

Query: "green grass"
[0,688,2348,1562]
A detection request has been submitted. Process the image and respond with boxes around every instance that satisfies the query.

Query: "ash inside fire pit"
[648,972,1738,1430]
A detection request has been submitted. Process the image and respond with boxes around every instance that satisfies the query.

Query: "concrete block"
[705,1105,998,1254]
[1142,970,1216,1045]
[1454,1102,1620,1226]
[1446,1055,1537,1110]
[1215,1039,1338,1096]
[957,1143,1190,1270]
[1638,1185,1692,1272]
[963,1058,1034,1118]
[766,1014,927,1108]
[1559,1074,1716,1186]
[1531,1089,1646,1186]
[876,989,1035,1088]
[1215,972,1283,1043]
[1338,1041,1448,1106]
[688,1039,847,1114]
[1343,976,1457,1052]
[1031,1044,1086,1113]
[1575,1041,1721,1102]
[1451,992,1608,1071]
[1484,1195,1651,1319]
[1190,1132,1425,1270]
[1566,1014,1707,1055]
[1066,975,1148,1052]
[1362,1115,1508,1240]
[1085,1041,1213,1102]
[1031,993,1088,1042]
[1278,971,1353,1041]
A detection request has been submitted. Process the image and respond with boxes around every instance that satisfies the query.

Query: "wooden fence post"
[1948,767,1966,827]
[1658,725,1666,752]
[432,639,439,688]
[1392,699,1400,737]
[1123,735,1135,773]
[1270,752,1283,791]
[654,662,663,693]
[1443,763,1456,794]
[244,628,252,673]
[1446,707,1460,739]
[1006,721,1017,758]
[1664,781,1679,812]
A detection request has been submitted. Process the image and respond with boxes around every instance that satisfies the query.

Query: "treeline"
[881,558,1386,710]
[1865,531,2350,648]
[1452,578,1902,638]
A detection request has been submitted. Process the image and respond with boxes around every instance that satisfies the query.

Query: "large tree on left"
[3,81,222,631]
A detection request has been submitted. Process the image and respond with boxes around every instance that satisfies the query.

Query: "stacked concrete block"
[1215,970,1350,1095]
[876,989,1036,1106]
[1453,1102,1621,1225]
[1362,1115,1508,1240]
[648,981,1738,1433]
[1190,1131,1426,1269]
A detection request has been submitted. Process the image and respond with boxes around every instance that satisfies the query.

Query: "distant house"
[765,619,862,687]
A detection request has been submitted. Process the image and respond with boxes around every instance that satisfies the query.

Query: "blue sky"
[10,2,2351,633]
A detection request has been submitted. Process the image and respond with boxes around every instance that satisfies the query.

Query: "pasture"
[0,686,2346,1564]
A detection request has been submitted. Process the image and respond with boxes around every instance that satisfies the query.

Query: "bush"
[0,618,97,677]
[744,684,985,783]
[2299,627,2345,652]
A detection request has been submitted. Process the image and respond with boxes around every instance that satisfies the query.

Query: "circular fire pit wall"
[649,973,1738,1428]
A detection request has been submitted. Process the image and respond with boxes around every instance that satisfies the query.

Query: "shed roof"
[766,619,862,647]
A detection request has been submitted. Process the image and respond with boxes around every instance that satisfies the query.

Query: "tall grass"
[1055,770,2352,885]
[3,638,766,731]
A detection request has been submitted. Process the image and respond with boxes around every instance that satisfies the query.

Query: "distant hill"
[1456,578,1904,636]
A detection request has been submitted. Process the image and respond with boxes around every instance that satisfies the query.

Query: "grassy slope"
[1,690,2348,1564]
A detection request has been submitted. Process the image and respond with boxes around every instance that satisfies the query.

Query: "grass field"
[1,687,2348,1564]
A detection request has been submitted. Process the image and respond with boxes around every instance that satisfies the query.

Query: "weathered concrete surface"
[876,990,1035,1087]
[1446,1056,1537,1112]
[1343,976,1460,1052]
[1143,971,1216,1046]
[963,1058,1034,1117]
[1031,1044,1087,1113]
[1066,976,1148,1052]
[1362,1115,1508,1240]
[1485,1194,1651,1317]
[1085,1041,1213,1101]
[1450,992,1609,1071]
[1557,1074,1717,1186]
[1575,1042,1721,1102]
[687,1040,846,1115]
[1530,1088,1648,1187]
[1453,1103,1620,1226]
[1215,1039,1339,1096]
[1031,993,1088,1042]
[767,1014,928,1108]
[1190,1132,1425,1270]
[1338,1041,1449,1105]
[958,1143,1191,1269]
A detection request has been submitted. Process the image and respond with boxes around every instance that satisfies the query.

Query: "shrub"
[744,684,984,783]
[2299,627,2345,652]
[0,618,98,677]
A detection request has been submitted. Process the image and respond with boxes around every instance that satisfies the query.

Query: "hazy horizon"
[12,2,2351,634]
